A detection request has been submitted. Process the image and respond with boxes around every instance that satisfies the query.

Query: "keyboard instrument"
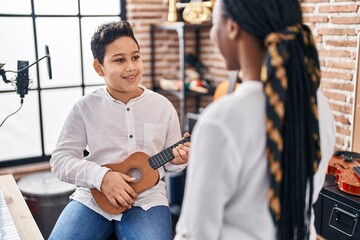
[0,189,20,240]
[0,174,43,240]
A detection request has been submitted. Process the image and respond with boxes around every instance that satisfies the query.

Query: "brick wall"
[302,0,360,150]
[126,0,221,114]
[126,0,360,151]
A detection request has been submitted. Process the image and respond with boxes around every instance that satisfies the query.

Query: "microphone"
[45,45,52,79]
[1,45,52,98]
[15,45,52,98]
[16,60,29,98]
[0,45,53,128]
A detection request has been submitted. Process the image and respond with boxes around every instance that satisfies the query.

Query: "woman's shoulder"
[203,81,264,118]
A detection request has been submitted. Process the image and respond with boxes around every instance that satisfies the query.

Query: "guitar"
[91,135,191,214]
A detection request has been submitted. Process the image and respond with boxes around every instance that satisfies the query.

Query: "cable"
[0,98,24,128]
[4,55,49,74]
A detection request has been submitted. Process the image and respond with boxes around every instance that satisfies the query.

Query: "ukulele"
[91,135,191,214]
[327,150,360,196]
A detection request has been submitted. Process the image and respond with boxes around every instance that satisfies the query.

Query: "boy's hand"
[100,171,138,209]
[170,132,191,165]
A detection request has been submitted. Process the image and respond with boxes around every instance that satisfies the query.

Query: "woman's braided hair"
[223,0,321,239]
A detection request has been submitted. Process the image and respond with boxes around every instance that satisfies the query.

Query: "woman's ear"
[93,59,104,76]
[226,19,240,40]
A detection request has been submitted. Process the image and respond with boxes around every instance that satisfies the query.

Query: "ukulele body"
[91,152,160,214]
[90,135,191,214]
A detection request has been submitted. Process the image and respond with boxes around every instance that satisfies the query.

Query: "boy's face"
[94,36,144,99]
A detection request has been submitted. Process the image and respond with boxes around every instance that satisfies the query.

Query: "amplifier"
[316,178,360,239]
[314,174,338,235]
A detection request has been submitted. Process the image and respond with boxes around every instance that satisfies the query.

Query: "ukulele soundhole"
[126,167,143,182]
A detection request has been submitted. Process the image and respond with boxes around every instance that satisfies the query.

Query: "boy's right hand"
[100,171,138,210]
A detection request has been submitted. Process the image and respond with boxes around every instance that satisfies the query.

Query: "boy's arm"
[50,104,109,191]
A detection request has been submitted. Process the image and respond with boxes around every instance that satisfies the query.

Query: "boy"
[50,21,189,240]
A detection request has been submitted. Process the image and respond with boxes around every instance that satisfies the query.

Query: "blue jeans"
[49,200,172,240]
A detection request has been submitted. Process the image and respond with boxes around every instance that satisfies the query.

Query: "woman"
[175,0,335,239]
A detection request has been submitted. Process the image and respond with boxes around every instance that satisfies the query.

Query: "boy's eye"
[115,58,125,62]
[132,55,140,60]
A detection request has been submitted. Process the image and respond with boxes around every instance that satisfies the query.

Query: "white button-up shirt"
[50,86,186,221]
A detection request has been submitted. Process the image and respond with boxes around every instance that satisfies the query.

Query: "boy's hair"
[91,21,140,64]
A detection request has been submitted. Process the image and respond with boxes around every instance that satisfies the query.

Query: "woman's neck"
[238,32,265,81]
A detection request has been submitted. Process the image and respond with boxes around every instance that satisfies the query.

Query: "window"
[0,0,126,167]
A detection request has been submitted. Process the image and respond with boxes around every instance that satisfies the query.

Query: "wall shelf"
[150,22,212,132]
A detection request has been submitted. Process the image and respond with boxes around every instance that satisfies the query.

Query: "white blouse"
[175,81,336,240]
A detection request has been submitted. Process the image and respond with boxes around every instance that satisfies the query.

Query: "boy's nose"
[125,62,136,71]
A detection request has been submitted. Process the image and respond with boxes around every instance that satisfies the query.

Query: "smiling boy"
[49,21,189,240]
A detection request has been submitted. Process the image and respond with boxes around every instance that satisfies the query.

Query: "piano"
[0,189,20,239]
[0,174,43,240]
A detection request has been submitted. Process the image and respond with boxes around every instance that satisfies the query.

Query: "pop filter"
[45,45,52,79]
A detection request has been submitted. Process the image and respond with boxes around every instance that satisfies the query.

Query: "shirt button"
[129,135,133,138]
[127,108,130,111]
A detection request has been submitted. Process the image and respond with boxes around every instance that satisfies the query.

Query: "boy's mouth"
[123,74,136,81]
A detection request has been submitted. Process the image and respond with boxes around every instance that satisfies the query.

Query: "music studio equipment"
[0,45,52,127]
[0,45,52,98]
[314,151,360,239]
[0,174,44,240]
[0,189,21,240]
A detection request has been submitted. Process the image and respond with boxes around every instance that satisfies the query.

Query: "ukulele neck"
[148,136,191,170]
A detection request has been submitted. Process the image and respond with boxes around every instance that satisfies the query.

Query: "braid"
[262,24,321,240]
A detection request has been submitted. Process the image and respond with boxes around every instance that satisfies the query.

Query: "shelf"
[150,22,212,132]
[151,22,212,31]
[155,88,215,99]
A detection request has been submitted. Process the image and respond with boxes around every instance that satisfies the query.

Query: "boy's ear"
[93,59,104,76]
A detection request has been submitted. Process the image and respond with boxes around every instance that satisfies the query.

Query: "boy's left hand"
[170,132,191,165]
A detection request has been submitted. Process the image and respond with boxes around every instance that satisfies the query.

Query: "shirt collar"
[103,85,148,104]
